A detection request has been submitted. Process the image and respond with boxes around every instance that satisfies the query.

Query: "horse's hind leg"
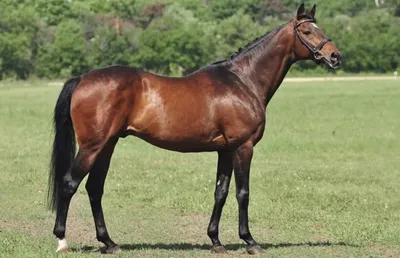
[85,137,120,254]
[53,148,100,252]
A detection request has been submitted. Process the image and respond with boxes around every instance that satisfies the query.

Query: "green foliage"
[84,0,138,20]
[133,4,213,74]
[332,10,400,72]
[0,2,39,79]
[36,20,89,78]
[283,0,376,16]
[134,26,210,74]
[87,28,138,69]
[214,11,265,59]
[209,0,263,20]
[34,0,77,26]
[0,0,399,79]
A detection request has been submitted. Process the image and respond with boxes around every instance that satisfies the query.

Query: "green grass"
[1,79,400,257]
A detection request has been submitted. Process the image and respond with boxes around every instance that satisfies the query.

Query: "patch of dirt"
[0,218,43,237]
[0,193,99,248]
[367,244,400,257]
[67,193,99,246]
[175,213,210,244]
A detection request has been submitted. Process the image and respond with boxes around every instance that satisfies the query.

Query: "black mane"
[210,23,289,66]
[229,24,286,60]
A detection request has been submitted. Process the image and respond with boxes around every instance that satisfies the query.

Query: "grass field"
[0,79,399,257]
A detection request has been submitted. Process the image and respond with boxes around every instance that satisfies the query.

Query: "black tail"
[48,77,81,212]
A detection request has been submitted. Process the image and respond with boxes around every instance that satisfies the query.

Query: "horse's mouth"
[317,58,340,69]
[325,59,341,69]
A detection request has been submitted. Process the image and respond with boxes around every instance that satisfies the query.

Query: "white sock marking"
[56,238,68,252]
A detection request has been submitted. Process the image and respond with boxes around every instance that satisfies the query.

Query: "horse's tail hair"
[47,77,81,212]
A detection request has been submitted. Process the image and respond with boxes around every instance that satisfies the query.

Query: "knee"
[236,189,249,202]
[60,176,79,196]
[215,188,229,203]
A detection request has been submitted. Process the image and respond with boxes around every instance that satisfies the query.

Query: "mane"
[210,22,288,66]
[229,23,287,60]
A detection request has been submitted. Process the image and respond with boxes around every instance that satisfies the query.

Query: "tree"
[133,4,213,74]
[34,0,76,26]
[0,1,39,79]
[1,0,400,79]
[87,27,139,69]
[209,0,263,20]
[213,11,265,60]
[83,0,138,20]
[36,20,89,78]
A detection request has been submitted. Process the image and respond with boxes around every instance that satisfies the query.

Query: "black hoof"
[211,245,228,254]
[100,244,122,254]
[247,245,265,255]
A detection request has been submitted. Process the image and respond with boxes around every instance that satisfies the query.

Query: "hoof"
[211,245,228,254]
[56,246,71,253]
[100,244,122,254]
[56,238,70,253]
[247,245,265,255]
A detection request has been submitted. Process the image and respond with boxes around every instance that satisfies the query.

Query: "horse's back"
[81,65,142,85]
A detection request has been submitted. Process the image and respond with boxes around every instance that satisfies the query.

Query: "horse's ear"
[310,4,316,17]
[297,3,305,18]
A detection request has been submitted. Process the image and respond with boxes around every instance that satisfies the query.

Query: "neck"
[230,23,296,107]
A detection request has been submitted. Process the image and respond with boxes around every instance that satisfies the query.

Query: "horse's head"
[292,4,342,69]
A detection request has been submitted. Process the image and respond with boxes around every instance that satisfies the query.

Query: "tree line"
[0,0,399,79]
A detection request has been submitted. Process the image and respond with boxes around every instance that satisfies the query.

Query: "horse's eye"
[304,31,312,35]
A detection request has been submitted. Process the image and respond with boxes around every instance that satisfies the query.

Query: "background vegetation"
[0,0,399,79]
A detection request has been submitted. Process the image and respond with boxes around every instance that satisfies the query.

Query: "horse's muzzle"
[329,52,342,69]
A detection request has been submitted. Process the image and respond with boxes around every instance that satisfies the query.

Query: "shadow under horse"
[73,241,357,254]
[48,3,342,255]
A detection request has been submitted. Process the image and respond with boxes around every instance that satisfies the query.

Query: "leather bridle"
[293,19,332,61]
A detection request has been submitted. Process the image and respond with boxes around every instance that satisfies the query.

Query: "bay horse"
[48,4,341,255]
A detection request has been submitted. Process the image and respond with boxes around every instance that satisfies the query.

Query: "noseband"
[293,19,331,60]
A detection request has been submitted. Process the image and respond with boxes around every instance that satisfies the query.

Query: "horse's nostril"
[330,52,341,63]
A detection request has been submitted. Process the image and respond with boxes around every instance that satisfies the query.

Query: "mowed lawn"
[0,79,399,257]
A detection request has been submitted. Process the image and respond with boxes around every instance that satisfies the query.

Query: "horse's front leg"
[233,141,265,255]
[207,151,233,253]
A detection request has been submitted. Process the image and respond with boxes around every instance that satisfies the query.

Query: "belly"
[124,124,230,152]
[124,113,259,152]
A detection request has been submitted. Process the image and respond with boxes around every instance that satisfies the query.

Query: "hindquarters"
[70,66,142,149]
[49,65,142,213]
[48,66,140,252]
